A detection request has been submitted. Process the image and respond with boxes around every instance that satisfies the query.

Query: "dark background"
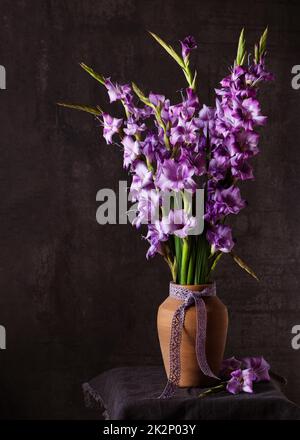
[0,0,300,419]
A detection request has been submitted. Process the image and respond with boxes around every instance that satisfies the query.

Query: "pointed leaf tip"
[57,102,103,116]
[230,251,259,281]
[259,27,268,58]
[131,82,153,107]
[235,28,247,66]
[79,63,106,85]
[148,31,185,68]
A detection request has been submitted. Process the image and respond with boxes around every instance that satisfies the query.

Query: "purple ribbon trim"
[159,282,219,399]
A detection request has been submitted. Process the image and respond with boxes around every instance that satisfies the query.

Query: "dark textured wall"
[1,0,300,419]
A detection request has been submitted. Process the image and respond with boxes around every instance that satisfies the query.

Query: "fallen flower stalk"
[198,355,271,398]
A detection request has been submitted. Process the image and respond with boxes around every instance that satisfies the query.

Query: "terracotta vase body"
[157,284,228,387]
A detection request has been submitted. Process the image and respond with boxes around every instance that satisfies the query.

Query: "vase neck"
[170,282,215,292]
[169,282,216,299]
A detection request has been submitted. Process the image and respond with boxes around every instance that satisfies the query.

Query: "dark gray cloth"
[82,366,300,420]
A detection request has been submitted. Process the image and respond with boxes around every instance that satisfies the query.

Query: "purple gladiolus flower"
[205,184,245,222]
[212,144,230,165]
[132,189,160,228]
[104,79,132,103]
[169,88,199,122]
[208,144,231,181]
[196,105,216,137]
[129,103,153,121]
[215,185,246,216]
[170,121,199,145]
[149,93,167,107]
[226,368,257,394]
[242,356,271,382]
[148,94,171,124]
[124,118,146,136]
[156,159,197,192]
[232,98,267,130]
[180,36,197,60]
[225,130,260,159]
[102,113,123,144]
[145,225,166,259]
[206,224,234,253]
[141,133,165,162]
[220,357,242,379]
[185,88,199,109]
[191,152,206,176]
[249,58,275,83]
[160,209,197,238]
[231,156,254,181]
[130,161,154,201]
[231,65,247,81]
[121,135,140,168]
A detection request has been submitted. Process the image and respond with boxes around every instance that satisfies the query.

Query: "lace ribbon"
[159,282,219,399]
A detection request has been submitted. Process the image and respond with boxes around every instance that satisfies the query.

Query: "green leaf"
[131,82,153,107]
[209,252,223,274]
[57,102,103,116]
[254,44,259,63]
[230,251,259,281]
[148,31,185,68]
[235,28,247,66]
[164,254,177,282]
[79,63,106,85]
[187,240,196,285]
[259,27,268,58]
[191,70,197,90]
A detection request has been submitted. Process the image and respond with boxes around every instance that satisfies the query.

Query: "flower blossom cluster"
[99,36,273,259]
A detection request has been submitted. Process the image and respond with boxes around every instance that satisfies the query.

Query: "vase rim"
[170,281,215,290]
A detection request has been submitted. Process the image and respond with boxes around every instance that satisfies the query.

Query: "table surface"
[82,366,300,420]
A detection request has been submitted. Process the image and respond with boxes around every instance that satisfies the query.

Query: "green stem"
[193,236,200,284]
[180,238,189,284]
[164,256,176,282]
[174,236,182,284]
[182,56,197,91]
[208,252,223,275]
[187,241,195,285]
[198,382,227,398]
[154,109,170,150]
[194,233,210,284]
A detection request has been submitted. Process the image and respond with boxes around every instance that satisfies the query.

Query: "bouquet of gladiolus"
[59,29,273,285]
